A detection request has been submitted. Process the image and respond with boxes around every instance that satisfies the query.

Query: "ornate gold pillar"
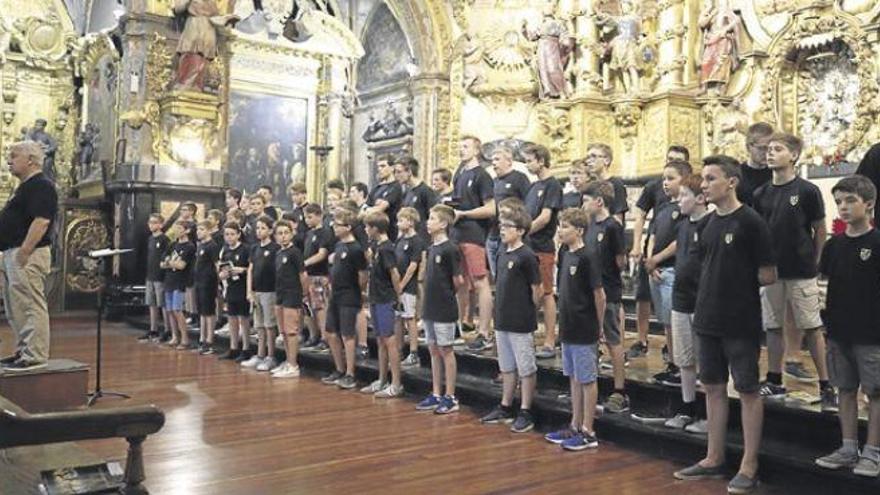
[639,94,701,176]
[574,0,603,97]
[656,0,688,90]
[409,73,449,180]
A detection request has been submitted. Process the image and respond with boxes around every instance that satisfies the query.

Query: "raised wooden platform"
[0,359,88,413]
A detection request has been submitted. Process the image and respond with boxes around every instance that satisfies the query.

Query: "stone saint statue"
[595,0,642,94]
[698,0,741,94]
[172,0,238,91]
[522,5,575,99]
[77,123,101,180]
[26,119,58,183]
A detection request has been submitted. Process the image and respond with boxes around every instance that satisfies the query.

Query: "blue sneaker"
[416,394,442,411]
[545,427,578,444]
[434,395,459,414]
[561,431,598,451]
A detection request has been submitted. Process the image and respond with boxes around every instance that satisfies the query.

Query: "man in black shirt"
[753,133,833,404]
[523,144,562,359]
[394,156,436,242]
[431,168,454,205]
[816,176,880,475]
[0,141,58,371]
[367,155,403,240]
[451,135,495,351]
[628,145,688,359]
[348,182,370,214]
[487,147,530,278]
[737,122,774,207]
[674,155,776,494]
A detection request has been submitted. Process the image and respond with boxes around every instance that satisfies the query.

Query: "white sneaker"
[240,355,262,368]
[685,419,708,434]
[216,323,230,337]
[256,356,278,372]
[360,379,385,394]
[270,361,289,375]
[664,414,693,430]
[375,384,403,398]
[272,362,301,378]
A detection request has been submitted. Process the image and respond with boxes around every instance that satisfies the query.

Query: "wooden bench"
[0,395,164,494]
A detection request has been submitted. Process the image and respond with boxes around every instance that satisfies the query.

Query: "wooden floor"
[0,317,801,494]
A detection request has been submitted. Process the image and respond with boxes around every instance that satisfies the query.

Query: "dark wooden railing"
[0,396,164,494]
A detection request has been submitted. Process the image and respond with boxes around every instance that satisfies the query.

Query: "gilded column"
[656,0,688,90]
[575,0,603,96]
[409,73,449,180]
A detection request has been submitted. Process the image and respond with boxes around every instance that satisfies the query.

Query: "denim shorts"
[496,330,537,377]
[486,236,501,279]
[649,267,674,326]
[164,289,185,312]
[562,343,598,384]
[370,302,396,338]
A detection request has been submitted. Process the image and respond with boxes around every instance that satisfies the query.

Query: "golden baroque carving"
[70,32,119,79]
[759,13,879,161]
[11,9,76,69]
[146,33,173,99]
[613,101,642,151]
[65,212,110,293]
[670,107,702,164]
[537,105,572,161]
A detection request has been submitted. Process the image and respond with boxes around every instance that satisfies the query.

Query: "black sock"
[681,400,696,417]
[819,380,831,391]
[766,372,783,385]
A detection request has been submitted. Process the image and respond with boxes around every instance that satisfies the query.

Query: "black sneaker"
[218,349,241,360]
[510,409,535,433]
[821,386,839,412]
[626,341,648,359]
[467,334,492,352]
[234,350,253,363]
[2,358,48,372]
[357,345,369,360]
[137,332,155,342]
[759,381,787,399]
[301,337,320,350]
[0,352,21,365]
[313,341,330,354]
[200,345,217,356]
[480,404,515,424]
[336,374,357,389]
[662,344,670,363]
[321,370,344,385]
[659,364,681,388]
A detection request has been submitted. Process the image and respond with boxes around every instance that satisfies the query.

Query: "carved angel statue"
[521,4,575,99]
[0,16,15,65]
[698,0,741,94]
[594,0,644,94]
[713,98,748,161]
[172,0,239,91]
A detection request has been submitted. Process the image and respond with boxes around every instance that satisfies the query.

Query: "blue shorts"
[562,343,598,384]
[649,267,674,326]
[164,290,185,312]
[370,302,396,338]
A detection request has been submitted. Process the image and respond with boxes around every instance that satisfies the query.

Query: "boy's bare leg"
[326,332,344,373]
[441,346,457,396]
[357,308,368,348]
[570,378,583,429]
[475,277,493,339]
[239,319,251,351]
[839,390,859,445]
[583,381,598,433]
[175,312,189,345]
[738,391,764,478]
[429,345,443,396]
[377,338,388,385]
[386,337,401,388]
[256,327,266,358]
[343,336,356,376]
[229,318,240,350]
[521,374,536,410]
[501,371,516,406]
[701,383,729,468]
[266,327,276,357]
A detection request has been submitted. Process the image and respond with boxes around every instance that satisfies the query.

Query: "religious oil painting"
[228,91,308,208]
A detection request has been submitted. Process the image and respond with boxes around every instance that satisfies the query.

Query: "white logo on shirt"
[693,232,699,243]
[672,210,680,220]
[412,196,418,203]
[435,254,442,264]
[505,183,511,189]
[383,191,388,198]
[597,232,604,242]
[282,256,288,264]
[861,248,872,261]
[507,260,514,269]
[156,242,161,249]
[724,233,733,244]
[790,195,799,206]
[468,179,473,187]
[537,189,544,198]
[264,250,270,257]
[403,244,409,251]
[570,265,577,276]
[312,235,317,243]
[341,252,347,259]
[199,250,204,255]
[234,255,239,261]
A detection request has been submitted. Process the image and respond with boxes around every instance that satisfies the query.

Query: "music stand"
[86,248,134,407]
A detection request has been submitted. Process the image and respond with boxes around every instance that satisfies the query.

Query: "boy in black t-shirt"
[161,220,196,350]
[244,215,280,372]
[322,209,368,390]
[361,212,403,398]
[302,204,335,351]
[416,205,464,415]
[194,221,220,354]
[583,181,628,414]
[815,176,880,477]
[143,214,170,342]
[665,175,709,433]
[218,222,252,362]
[753,133,833,406]
[645,160,691,387]
[367,155,403,240]
[674,156,776,494]
[479,207,541,433]
[544,208,605,451]
[271,220,310,379]
[395,207,426,367]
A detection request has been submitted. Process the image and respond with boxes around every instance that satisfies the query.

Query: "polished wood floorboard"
[0,317,799,494]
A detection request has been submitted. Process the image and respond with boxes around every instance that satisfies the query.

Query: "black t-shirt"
[211,230,224,247]
[402,182,437,234]
[322,212,334,231]
[820,229,880,345]
[693,207,775,338]
[737,163,772,207]
[609,177,630,219]
[422,240,461,323]
[0,172,57,250]
[490,170,531,238]
[524,176,563,253]
[264,205,279,221]
[330,240,367,306]
[494,244,541,333]
[395,234,426,295]
[558,247,603,345]
[752,177,824,279]
[292,231,305,253]
[194,239,220,288]
[353,222,369,249]
[635,178,668,253]
[369,181,403,239]
[220,243,250,300]
[451,164,494,245]
[250,241,279,292]
[369,239,397,304]
[672,215,709,313]
[164,241,196,291]
[303,227,335,276]
[585,217,626,303]
[562,191,582,209]
[275,244,305,304]
[649,201,684,268]
[146,234,170,282]
[291,204,308,236]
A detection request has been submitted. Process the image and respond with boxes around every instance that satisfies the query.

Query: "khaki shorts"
[671,310,696,368]
[253,291,277,329]
[536,252,556,296]
[761,278,822,330]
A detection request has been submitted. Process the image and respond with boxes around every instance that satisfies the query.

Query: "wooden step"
[0,359,89,413]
